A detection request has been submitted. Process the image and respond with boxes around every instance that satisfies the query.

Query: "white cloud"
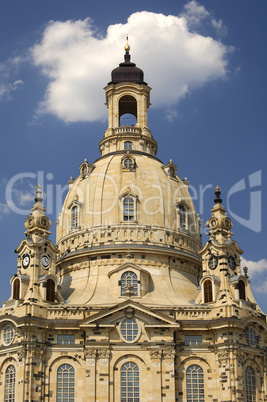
[0,56,23,101]
[181,0,209,27]
[31,10,230,123]
[0,80,23,102]
[0,203,10,218]
[241,257,267,279]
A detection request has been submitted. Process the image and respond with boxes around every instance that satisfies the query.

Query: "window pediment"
[108,263,150,278]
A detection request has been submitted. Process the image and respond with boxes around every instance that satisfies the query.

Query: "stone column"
[96,348,111,402]
[162,347,176,401]
[150,349,163,401]
[84,348,97,401]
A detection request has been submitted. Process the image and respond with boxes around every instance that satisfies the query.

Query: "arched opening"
[119,95,137,126]
[121,362,139,401]
[46,279,55,302]
[186,364,204,401]
[238,280,246,300]
[204,279,213,303]
[245,366,256,401]
[57,364,75,401]
[5,365,16,401]
[13,278,20,299]
[121,271,138,296]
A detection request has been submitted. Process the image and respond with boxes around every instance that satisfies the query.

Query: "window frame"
[245,366,256,402]
[124,141,133,150]
[119,318,140,343]
[2,325,15,346]
[57,334,75,345]
[246,326,258,347]
[57,363,75,402]
[186,364,205,402]
[5,364,16,402]
[121,362,140,402]
[120,271,138,296]
[185,335,203,346]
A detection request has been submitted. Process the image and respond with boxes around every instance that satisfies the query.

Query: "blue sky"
[0,0,267,310]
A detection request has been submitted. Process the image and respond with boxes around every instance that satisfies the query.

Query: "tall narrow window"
[57,364,75,402]
[5,365,16,402]
[71,206,78,230]
[13,278,20,299]
[123,198,134,221]
[204,280,213,303]
[121,271,138,296]
[245,366,256,402]
[124,141,132,150]
[179,205,187,230]
[121,362,139,402]
[186,364,204,402]
[238,280,246,300]
[46,279,55,302]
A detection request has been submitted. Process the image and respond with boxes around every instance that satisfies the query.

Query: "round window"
[120,319,139,343]
[246,326,258,347]
[2,325,15,346]
[124,158,134,169]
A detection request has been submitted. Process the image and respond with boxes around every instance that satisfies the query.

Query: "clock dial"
[41,255,50,268]
[209,255,218,270]
[228,255,236,270]
[22,254,30,268]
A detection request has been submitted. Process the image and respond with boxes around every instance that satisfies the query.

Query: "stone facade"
[0,42,266,402]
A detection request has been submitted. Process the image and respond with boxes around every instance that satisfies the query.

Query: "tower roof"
[110,37,146,84]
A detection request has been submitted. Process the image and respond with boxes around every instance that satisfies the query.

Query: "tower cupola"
[101,37,157,157]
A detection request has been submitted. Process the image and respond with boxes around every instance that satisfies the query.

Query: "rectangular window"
[185,335,202,346]
[58,334,75,345]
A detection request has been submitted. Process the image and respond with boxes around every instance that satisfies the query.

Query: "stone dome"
[56,149,202,306]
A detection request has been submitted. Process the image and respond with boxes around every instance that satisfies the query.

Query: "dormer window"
[124,141,132,150]
[121,155,136,171]
[176,202,189,231]
[71,205,78,230]
[169,166,176,178]
[123,198,134,221]
[68,198,83,232]
[119,188,138,223]
[121,271,138,296]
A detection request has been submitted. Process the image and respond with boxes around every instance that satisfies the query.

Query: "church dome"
[55,42,202,307]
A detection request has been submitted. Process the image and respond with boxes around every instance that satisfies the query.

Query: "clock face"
[41,255,50,268]
[209,255,218,270]
[22,254,30,268]
[228,255,236,270]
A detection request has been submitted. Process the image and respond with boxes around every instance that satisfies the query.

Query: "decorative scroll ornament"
[162,347,175,364]
[98,349,111,365]
[150,349,162,365]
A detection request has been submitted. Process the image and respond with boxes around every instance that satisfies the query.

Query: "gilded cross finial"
[125,34,130,53]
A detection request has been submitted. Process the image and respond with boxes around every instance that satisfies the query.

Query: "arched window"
[169,166,176,178]
[204,279,213,303]
[179,205,187,230]
[186,364,204,402]
[238,280,246,300]
[121,362,139,402]
[123,198,134,221]
[119,95,137,126]
[13,278,20,299]
[246,326,258,347]
[71,205,78,230]
[57,364,75,402]
[121,319,139,342]
[124,141,132,150]
[5,365,16,402]
[46,279,55,302]
[245,366,256,402]
[121,271,138,296]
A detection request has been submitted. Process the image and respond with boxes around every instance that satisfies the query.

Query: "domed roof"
[110,52,145,84]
